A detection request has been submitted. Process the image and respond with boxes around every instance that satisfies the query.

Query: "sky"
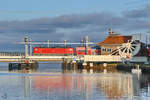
[0,0,148,20]
[0,0,150,51]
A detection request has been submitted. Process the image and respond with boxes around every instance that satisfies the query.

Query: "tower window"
[102,48,106,52]
[107,48,111,52]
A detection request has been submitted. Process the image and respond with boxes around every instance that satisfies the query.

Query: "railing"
[83,55,122,62]
[32,54,74,56]
[0,52,147,63]
[0,52,25,56]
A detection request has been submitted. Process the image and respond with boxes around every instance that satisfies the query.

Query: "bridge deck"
[0,55,122,62]
[0,54,147,63]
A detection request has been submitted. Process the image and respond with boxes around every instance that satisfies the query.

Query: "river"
[0,62,149,100]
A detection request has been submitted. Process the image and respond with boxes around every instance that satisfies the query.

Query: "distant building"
[97,28,132,55]
[97,29,148,56]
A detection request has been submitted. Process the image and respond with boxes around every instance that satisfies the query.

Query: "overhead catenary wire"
[18,42,96,45]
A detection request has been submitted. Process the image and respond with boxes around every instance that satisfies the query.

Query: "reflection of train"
[33,75,93,92]
[33,46,100,55]
[33,73,134,100]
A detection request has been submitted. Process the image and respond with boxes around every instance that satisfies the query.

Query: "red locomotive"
[33,46,100,56]
[33,47,74,56]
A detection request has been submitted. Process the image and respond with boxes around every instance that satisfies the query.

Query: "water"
[0,62,150,100]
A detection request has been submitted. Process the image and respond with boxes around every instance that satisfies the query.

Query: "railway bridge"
[0,52,122,62]
[0,35,149,71]
[0,52,147,63]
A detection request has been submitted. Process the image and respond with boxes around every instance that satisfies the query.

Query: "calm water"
[0,62,150,100]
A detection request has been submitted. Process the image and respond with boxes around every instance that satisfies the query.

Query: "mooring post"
[103,63,107,74]
[90,63,93,68]
[73,62,77,70]
[83,62,87,69]
[90,69,93,74]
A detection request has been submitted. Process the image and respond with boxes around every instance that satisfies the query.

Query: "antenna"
[108,28,119,35]
[85,36,89,55]
[108,27,113,35]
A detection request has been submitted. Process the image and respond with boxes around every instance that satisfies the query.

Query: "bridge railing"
[0,52,25,56]
[83,55,122,62]
[32,54,74,56]
[0,52,75,56]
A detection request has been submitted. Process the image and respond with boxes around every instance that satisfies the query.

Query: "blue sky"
[0,0,149,20]
[0,0,150,51]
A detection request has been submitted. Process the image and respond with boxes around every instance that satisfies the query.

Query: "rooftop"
[97,35,132,45]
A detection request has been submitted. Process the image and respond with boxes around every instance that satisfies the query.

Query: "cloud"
[0,12,123,43]
[123,4,150,19]
[121,4,150,32]
[0,4,150,51]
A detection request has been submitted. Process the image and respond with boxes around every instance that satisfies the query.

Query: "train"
[148,47,150,56]
[33,46,100,56]
[33,43,150,56]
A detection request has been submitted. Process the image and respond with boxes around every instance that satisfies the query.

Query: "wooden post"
[83,62,87,69]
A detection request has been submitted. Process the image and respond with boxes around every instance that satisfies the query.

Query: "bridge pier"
[8,61,38,71]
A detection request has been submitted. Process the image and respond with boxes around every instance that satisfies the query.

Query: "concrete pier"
[62,60,118,73]
[8,61,38,71]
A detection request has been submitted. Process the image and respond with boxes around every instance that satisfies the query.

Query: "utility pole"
[85,36,89,55]
[81,39,84,46]
[30,38,32,56]
[47,40,50,48]
[147,31,150,47]
[146,36,148,47]
[64,40,67,48]
[24,35,29,58]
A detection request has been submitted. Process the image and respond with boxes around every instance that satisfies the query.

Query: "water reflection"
[32,73,141,100]
[0,64,150,100]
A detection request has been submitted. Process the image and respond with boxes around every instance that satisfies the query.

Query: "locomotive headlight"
[35,48,38,51]
[70,49,73,51]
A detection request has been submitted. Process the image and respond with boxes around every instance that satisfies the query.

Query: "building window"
[102,48,106,52]
[107,48,111,52]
